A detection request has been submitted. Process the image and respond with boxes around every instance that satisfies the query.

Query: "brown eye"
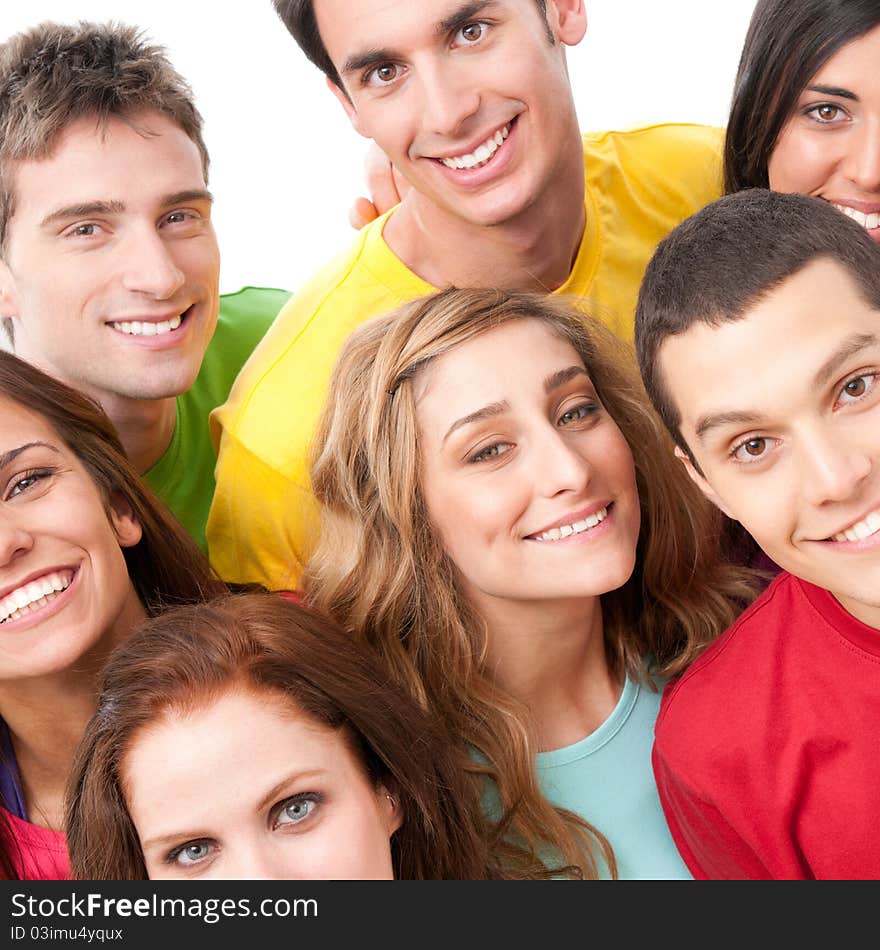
[461,23,484,42]
[845,377,867,398]
[744,439,766,456]
[378,66,396,81]
[815,104,841,122]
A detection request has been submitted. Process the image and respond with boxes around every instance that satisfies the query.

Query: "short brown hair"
[0,20,209,251]
[635,189,880,456]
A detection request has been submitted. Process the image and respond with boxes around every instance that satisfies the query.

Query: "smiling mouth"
[832,204,880,231]
[109,305,193,337]
[0,569,74,624]
[529,505,609,542]
[828,506,880,543]
[437,121,513,171]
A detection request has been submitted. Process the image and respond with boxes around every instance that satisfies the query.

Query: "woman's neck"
[481,595,623,753]
[0,667,104,830]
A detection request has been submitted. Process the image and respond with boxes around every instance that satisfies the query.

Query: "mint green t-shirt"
[536,675,691,880]
[144,286,290,552]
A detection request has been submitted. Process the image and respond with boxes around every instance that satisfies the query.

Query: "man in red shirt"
[633,188,880,879]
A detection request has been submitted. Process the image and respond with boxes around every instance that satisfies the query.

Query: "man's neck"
[97,392,178,474]
[384,136,586,293]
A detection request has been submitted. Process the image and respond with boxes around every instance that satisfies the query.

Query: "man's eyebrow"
[0,441,61,470]
[544,365,588,392]
[442,400,508,446]
[813,333,878,388]
[437,0,497,36]
[40,201,125,228]
[805,83,858,102]
[694,410,764,443]
[162,189,214,208]
[343,47,399,76]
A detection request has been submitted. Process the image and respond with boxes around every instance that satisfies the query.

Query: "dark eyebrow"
[813,333,879,387]
[544,365,589,392]
[442,400,509,446]
[40,201,125,228]
[0,441,62,470]
[805,84,858,102]
[342,0,497,74]
[343,47,399,76]
[437,0,496,35]
[162,189,214,208]
[694,410,764,443]
[40,190,213,229]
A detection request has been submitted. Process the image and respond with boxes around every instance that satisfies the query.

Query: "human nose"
[842,118,880,193]
[532,425,592,498]
[121,228,186,299]
[420,61,481,137]
[800,429,871,507]
[0,513,33,567]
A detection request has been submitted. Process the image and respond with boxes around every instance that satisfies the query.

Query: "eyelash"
[727,372,878,464]
[271,792,322,830]
[466,402,599,464]
[362,19,491,87]
[803,102,849,125]
[5,468,55,500]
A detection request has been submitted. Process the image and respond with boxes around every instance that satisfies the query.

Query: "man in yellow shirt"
[208,0,723,589]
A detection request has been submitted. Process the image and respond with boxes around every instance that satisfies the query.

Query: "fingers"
[348,196,380,230]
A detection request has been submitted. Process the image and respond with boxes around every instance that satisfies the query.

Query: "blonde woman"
[303,288,758,880]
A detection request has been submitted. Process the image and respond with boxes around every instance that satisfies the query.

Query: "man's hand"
[348,143,410,229]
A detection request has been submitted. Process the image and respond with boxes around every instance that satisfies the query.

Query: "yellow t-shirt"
[208,123,723,589]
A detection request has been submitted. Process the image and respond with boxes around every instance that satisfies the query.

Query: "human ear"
[547,0,587,46]
[108,491,143,549]
[674,446,736,520]
[0,259,18,319]
[379,784,404,835]
[327,76,368,138]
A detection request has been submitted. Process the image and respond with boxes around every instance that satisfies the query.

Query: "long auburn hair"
[0,351,224,879]
[303,288,758,879]
[66,592,510,880]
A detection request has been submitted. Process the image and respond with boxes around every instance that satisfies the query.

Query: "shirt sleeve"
[652,741,773,880]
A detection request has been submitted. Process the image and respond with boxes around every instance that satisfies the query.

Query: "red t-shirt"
[2,809,69,880]
[653,571,880,879]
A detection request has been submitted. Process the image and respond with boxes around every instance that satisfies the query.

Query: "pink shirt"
[2,808,70,880]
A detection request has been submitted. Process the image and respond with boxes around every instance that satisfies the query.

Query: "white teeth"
[831,508,880,543]
[440,123,511,170]
[834,204,880,230]
[0,570,73,623]
[532,507,608,542]
[110,314,183,336]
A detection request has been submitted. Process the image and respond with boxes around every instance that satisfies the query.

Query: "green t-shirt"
[144,286,290,552]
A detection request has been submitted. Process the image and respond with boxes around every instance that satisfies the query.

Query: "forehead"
[660,258,880,437]
[415,318,585,418]
[7,111,205,226]
[809,21,880,81]
[0,394,61,448]
[123,688,355,805]
[314,0,528,63]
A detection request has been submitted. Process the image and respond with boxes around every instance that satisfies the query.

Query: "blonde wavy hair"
[303,288,757,879]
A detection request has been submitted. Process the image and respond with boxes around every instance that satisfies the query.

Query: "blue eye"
[274,795,319,828]
[168,839,214,867]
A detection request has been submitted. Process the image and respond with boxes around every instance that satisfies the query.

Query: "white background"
[0,1,759,295]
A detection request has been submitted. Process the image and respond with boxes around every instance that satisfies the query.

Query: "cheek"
[768,129,833,193]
